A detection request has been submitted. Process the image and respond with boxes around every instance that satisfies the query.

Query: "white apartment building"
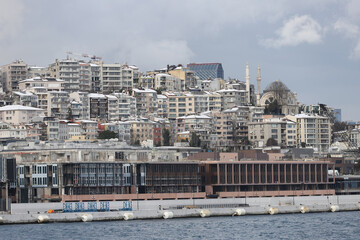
[154,73,183,92]
[0,122,27,139]
[18,77,64,92]
[69,92,90,119]
[49,59,80,93]
[216,89,248,110]
[0,105,44,125]
[112,93,136,120]
[286,114,332,152]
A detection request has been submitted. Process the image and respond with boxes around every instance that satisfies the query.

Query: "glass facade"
[187,63,224,80]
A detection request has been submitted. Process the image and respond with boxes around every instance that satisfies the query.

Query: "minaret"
[245,62,250,104]
[256,65,261,106]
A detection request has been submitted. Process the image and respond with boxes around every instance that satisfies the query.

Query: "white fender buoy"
[0,216,3,223]
[81,214,93,222]
[268,207,279,215]
[37,215,49,223]
[330,205,339,212]
[200,209,210,218]
[234,208,246,216]
[163,211,174,219]
[123,212,134,221]
[300,206,310,214]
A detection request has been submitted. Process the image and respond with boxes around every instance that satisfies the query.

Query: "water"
[1,211,359,240]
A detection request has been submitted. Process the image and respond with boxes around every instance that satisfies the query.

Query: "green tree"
[264,99,281,115]
[162,128,171,146]
[98,130,118,139]
[266,138,278,147]
[189,132,201,147]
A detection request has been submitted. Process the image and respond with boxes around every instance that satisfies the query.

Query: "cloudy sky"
[0,0,359,120]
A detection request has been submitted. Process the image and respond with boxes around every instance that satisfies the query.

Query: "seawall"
[1,195,360,224]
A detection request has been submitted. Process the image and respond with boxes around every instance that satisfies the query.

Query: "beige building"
[193,91,222,114]
[0,105,44,125]
[165,92,195,120]
[216,89,248,110]
[286,114,331,152]
[248,116,291,148]
[154,73,183,92]
[128,118,155,145]
[168,65,196,89]
[1,60,28,92]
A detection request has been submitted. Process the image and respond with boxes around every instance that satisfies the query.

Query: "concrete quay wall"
[10,195,360,214]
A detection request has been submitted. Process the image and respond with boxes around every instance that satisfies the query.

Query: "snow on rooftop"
[132,88,157,93]
[0,105,44,111]
[88,93,106,98]
[13,91,35,96]
[180,115,211,119]
[157,94,167,99]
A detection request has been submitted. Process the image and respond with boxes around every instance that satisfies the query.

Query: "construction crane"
[66,51,102,61]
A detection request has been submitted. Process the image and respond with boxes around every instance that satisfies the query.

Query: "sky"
[0,0,359,121]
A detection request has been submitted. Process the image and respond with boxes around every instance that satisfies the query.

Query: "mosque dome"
[263,80,290,93]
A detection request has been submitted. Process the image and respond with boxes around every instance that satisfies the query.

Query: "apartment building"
[154,73,183,92]
[49,59,80,93]
[139,75,154,89]
[128,118,155,145]
[165,92,195,120]
[168,65,196,89]
[79,62,92,92]
[18,77,64,92]
[47,91,69,119]
[12,91,38,107]
[88,93,108,121]
[193,91,221,114]
[0,105,44,125]
[0,60,28,92]
[112,93,136,120]
[132,88,157,118]
[286,114,332,152]
[216,89,248,110]
[69,92,90,119]
[157,94,168,119]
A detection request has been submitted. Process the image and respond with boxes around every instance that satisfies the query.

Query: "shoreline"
[2,195,360,224]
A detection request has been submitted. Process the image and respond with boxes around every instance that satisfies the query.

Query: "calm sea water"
[2,211,359,240]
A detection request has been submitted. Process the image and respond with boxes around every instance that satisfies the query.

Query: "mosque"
[244,63,298,115]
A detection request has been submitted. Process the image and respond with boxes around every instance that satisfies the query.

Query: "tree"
[332,121,347,132]
[162,128,171,146]
[266,138,278,147]
[67,107,73,121]
[264,99,281,115]
[189,132,201,147]
[98,130,118,139]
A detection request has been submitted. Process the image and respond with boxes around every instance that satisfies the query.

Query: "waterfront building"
[187,63,224,80]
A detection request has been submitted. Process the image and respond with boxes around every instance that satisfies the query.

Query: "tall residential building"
[132,88,158,118]
[216,89,248,110]
[69,92,90,119]
[79,62,92,92]
[286,114,332,152]
[101,64,138,93]
[49,58,80,93]
[112,93,136,120]
[165,92,195,120]
[187,63,224,80]
[1,60,28,92]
